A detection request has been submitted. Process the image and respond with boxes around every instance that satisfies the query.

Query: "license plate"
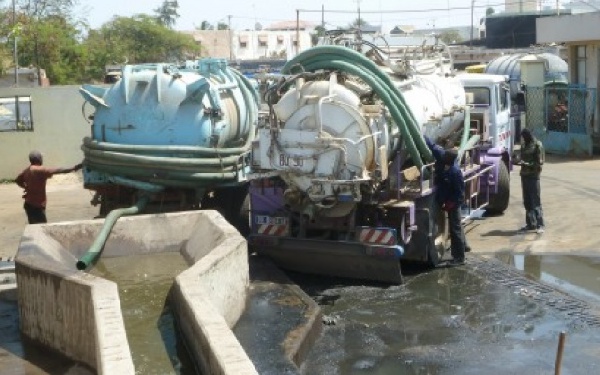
[254,215,288,225]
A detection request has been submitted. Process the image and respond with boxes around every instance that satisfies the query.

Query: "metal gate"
[525,85,597,155]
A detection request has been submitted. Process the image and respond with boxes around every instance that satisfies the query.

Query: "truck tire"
[486,162,510,214]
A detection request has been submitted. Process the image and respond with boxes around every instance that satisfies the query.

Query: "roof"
[265,20,316,31]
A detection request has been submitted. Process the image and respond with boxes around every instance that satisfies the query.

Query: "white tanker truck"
[247,33,514,283]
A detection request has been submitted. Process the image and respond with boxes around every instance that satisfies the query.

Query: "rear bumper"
[249,235,404,284]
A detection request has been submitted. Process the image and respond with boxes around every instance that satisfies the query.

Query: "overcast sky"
[75,0,513,32]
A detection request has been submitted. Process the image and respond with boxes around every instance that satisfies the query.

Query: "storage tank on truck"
[78,59,259,231]
[247,32,514,283]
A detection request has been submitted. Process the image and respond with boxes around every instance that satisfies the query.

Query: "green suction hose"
[76,194,151,271]
[281,45,434,168]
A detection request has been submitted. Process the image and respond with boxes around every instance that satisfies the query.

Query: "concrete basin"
[15,210,257,375]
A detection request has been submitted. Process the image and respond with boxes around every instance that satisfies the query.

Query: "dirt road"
[1,154,599,259]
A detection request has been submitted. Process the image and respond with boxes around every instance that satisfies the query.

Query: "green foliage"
[90,15,200,66]
[154,0,179,29]
[486,7,495,16]
[0,2,199,84]
[439,30,463,45]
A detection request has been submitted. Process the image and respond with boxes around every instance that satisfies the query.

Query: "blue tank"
[484,53,568,99]
[79,59,259,192]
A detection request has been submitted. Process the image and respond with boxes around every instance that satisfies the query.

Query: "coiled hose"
[81,68,259,188]
[282,45,435,169]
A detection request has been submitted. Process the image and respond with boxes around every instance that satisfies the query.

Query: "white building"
[505,0,538,13]
[183,20,316,61]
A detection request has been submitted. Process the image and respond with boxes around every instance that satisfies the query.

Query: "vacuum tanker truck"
[247,32,514,283]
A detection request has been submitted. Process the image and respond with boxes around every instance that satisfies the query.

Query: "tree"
[439,29,463,45]
[486,7,495,16]
[86,15,199,69]
[154,0,179,29]
[311,25,326,46]
[349,17,371,29]
[217,22,228,30]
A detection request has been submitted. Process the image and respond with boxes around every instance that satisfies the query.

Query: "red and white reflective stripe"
[358,228,395,245]
[257,224,288,236]
[498,130,511,141]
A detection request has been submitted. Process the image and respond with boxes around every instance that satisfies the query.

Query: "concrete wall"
[0,86,90,180]
[173,211,258,375]
[16,224,134,374]
[15,210,256,375]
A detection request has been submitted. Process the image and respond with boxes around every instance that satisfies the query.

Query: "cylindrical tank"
[484,53,568,98]
[268,72,466,194]
[79,59,258,189]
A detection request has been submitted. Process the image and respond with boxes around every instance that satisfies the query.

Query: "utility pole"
[296,9,300,55]
[12,0,18,87]
[470,0,475,48]
[228,15,233,61]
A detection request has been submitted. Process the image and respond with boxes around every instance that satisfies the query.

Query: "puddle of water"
[495,254,600,304]
[90,252,195,375]
[295,265,600,374]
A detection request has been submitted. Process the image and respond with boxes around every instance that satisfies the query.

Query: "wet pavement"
[292,256,600,375]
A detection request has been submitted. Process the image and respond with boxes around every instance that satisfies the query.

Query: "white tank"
[256,73,466,201]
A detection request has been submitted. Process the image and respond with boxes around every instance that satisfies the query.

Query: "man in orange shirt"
[16,150,82,224]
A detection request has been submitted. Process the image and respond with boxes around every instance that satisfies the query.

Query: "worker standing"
[16,150,82,224]
[425,137,470,265]
[516,129,545,234]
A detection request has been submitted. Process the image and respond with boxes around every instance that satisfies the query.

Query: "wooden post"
[554,331,566,375]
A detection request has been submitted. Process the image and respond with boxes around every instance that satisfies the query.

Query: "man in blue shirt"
[425,137,469,265]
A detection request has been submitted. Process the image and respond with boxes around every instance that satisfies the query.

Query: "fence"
[525,85,597,155]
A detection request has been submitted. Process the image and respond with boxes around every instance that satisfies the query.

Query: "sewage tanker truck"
[246,33,514,283]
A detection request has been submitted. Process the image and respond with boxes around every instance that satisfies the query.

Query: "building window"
[258,35,268,47]
[240,41,247,48]
[0,96,33,132]
[575,45,586,85]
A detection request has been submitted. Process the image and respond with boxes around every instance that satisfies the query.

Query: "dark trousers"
[447,205,467,261]
[24,202,47,224]
[521,175,544,229]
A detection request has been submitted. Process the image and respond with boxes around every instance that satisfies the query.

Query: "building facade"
[537,11,600,135]
[183,20,316,61]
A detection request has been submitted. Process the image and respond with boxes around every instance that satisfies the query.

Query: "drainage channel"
[88,252,197,375]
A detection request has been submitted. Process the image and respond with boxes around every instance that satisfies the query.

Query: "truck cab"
[458,73,513,156]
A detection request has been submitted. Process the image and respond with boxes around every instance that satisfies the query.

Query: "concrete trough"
[15,210,258,375]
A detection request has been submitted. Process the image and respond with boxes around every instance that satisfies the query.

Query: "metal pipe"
[554,331,566,375]
[12,0,17,87]
[76,194,152,271]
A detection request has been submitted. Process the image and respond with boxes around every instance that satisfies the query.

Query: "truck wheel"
[486,162,510,214]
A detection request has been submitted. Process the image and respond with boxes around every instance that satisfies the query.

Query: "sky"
[74,0,511,32]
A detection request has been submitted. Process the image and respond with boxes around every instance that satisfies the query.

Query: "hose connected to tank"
[76,193,152,270]
[282,45,434,169]
[81,68,259,187]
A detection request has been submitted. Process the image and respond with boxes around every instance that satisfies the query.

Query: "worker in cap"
[425,137,470,265]
[16,150,82,224]
[516,128,545,234]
